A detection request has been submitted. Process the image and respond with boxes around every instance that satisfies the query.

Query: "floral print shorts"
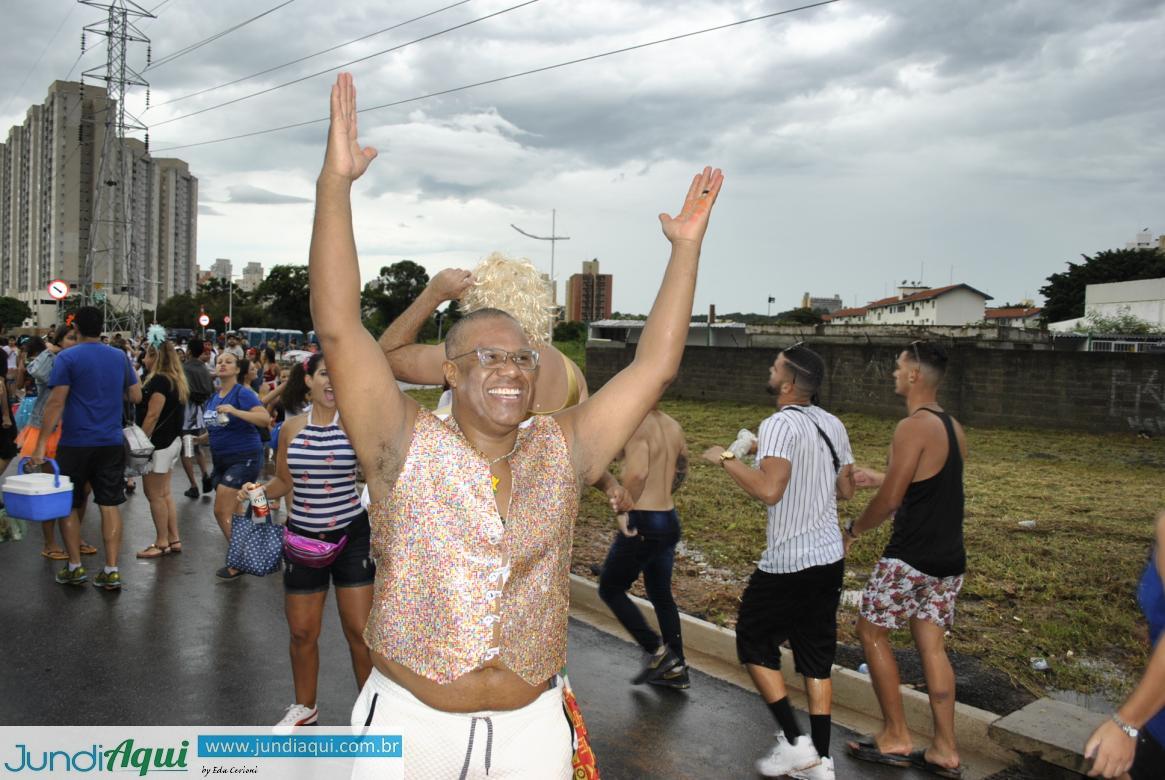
[860,557,964,630]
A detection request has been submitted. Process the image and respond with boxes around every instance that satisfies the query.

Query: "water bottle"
[181,434,195,458]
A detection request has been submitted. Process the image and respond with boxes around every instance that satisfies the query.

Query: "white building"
[985,306,1043,328]
[239,261,264,292]
[1084,278,1165,327]
[588,319,748,347]
[827,306,869,325]
[862,284,993,326]
[211,258,232,281]
[1126,229,1158,250]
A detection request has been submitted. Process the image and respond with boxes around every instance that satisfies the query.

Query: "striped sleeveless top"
[285,411,363,533]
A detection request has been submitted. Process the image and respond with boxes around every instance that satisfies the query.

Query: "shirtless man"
[594,407,690,688]
[378,255,588,415]
[309,72,722,778]
[844,341,967,779]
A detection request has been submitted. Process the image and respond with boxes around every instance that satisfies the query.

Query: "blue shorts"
[211,449,263,490]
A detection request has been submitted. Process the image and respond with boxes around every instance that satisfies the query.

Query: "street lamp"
[511,209,570,343]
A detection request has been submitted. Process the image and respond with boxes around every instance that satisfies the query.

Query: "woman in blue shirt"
[202,353,269,580]
[1085,511,1165,779]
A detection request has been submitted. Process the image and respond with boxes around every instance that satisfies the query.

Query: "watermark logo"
[3,738,188,776]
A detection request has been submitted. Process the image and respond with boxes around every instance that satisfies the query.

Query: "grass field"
[407,362,1162,700]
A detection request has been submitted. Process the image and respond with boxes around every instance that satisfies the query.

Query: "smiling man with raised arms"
[308,72,722,778]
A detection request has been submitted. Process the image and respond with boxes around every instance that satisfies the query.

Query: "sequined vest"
[365,409,579,685]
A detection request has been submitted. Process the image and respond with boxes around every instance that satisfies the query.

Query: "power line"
[152,0,840,153]
[150,0,539,127]
[145,0,294,71]
[155,0,476,108]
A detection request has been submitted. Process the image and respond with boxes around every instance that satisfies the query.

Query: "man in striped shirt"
[704,344,855,780]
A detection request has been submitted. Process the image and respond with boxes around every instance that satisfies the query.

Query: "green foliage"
[155,292,201,328]
[1040,248,1165,324]
[553,320,587,342]
[0,296,33,329]
[1073,306,1163,335]
[253,264,312,331]
[361,261,430,327]
[775,306,824,325]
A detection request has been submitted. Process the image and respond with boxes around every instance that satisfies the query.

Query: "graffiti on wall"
[1110,368,1165,432]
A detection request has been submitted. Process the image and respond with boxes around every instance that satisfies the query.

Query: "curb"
[569,573,1015,767]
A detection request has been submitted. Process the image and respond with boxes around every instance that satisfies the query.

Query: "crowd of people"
[2,71,1159,780]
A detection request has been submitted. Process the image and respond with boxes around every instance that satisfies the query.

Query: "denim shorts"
[210,448,263,490]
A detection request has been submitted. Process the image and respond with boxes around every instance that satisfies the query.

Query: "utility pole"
[79,0,155,336]
[511,210,570,343]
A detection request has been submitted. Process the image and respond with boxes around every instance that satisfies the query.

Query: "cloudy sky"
[2,0,1163,315]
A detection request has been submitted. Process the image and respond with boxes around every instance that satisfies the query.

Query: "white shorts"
[350,667,573,779]
[149,437,182,474]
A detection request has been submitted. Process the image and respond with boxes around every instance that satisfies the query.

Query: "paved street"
[3,480,950,778]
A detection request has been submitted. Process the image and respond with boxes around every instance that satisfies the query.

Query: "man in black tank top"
[843,341,968,779]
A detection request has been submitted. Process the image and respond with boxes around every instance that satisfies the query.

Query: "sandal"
[910,749,963,779]
[136,544,171,559]
[41,549,69,560]
[169,539,183,553]
[79,543,98,555]
[847,737,914,768]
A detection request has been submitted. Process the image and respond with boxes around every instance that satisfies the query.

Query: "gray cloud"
[199,204,225,216]
[226,184,311,205]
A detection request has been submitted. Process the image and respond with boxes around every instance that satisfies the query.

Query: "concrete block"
[988,698,1106,775]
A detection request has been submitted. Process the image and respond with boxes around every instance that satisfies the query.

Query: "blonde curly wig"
[461,252,555,344]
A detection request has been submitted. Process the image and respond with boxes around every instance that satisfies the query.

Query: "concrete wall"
[587,341,1165,434]
[1085,277,1165,326]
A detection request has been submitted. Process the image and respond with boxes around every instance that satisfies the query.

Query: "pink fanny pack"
[283,528,348,568]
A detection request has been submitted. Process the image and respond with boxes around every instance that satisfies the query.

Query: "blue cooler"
[3,458,73,522]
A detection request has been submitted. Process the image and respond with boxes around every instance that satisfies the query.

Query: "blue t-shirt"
[204,383,264,456]
[1139,553,1165,745]
[48,342,139,447]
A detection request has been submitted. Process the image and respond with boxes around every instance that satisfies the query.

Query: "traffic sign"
[47,279,69,300]
[224,315,232,325]
[198,314,210,327]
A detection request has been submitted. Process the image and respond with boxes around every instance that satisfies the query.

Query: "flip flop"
[169,539,183,553]
[41,549,69,560]
[79,543,98,555]
[910,750,963,779]
[846,737,913,768]
[136,544,171,559]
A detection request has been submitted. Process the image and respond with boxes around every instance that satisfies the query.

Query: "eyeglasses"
[449,347,540,371]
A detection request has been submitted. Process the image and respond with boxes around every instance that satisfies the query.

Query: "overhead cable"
[152,0,840,152]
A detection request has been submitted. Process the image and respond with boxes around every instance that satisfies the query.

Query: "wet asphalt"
[1,474,956,779]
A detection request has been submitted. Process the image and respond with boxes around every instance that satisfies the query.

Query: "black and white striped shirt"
[756,405,853,574]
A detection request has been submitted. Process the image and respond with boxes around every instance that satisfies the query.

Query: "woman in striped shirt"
[239,354,374,730]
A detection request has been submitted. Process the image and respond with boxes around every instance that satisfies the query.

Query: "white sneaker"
[790,755,835,780]
[274,703,318,734]
[756,734,820,777]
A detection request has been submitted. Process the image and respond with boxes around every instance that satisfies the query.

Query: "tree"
[1073,306,1163,335]
[155,292,201,328]
[553,320,587,342]
[0,297,32,330]
[254,264,312,331]
[361,261,430,328]
[775,307,824,325]
[1040,248,1165,324]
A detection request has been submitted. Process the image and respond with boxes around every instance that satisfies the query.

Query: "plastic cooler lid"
[2,472,74,496]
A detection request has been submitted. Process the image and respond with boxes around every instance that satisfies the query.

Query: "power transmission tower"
[78,0,154,335]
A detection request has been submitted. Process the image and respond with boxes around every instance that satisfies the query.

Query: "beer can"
[181,434,195,458]
[248,484,270,520]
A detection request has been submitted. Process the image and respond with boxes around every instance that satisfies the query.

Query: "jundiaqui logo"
[4,738,189,775]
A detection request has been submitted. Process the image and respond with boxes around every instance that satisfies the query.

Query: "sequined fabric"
[365,409,579,685]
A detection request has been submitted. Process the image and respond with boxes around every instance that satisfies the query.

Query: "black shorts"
[0,424,17,460]
[283,511,375,595]
[735,560,844,679]
[55,444,127,508]
[1131,730,1165,780]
